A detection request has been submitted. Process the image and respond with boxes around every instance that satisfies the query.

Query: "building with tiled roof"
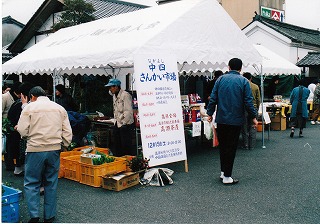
[296,52,320,78]
[251,15,320,48]
[242,14,320,75]
[7,0,149,54]
[2,16,25,63]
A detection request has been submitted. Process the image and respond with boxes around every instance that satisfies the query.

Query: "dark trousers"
[241,111,257,149]
[113,123,135,156]
[5,131,24,169]
[217,123,241,177]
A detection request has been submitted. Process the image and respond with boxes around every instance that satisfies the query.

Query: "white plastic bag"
[2,133,7,154]
[203,121,213,140]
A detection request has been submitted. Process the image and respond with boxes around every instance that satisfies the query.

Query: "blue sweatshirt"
[207,71,257,126]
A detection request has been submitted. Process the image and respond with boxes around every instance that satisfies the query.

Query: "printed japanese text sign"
[261,6,285,22]
[134,54,187,167]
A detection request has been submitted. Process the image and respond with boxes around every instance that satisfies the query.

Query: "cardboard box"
[102,172,140,191]
[270,112,282,122]
[270,117,286,131]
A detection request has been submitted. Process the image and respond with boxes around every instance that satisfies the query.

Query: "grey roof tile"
[251,15,320,47]
[296,52,320,66]
[86,0,147,19]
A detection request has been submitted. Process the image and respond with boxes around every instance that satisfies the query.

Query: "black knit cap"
[55,84,65,94]
[19,82,35,97]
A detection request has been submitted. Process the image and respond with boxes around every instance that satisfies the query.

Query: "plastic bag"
[203,121,213,140]
[140,168,174,186]
[2,133,7,154]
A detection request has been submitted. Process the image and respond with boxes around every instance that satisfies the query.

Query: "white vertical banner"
[134,53,187,167]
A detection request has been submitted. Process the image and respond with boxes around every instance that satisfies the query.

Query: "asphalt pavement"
[2,123,320,223]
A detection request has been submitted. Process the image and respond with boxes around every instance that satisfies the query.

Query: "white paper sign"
[134,53,187,167]
[192,122,201,137]
[258,103,271,124]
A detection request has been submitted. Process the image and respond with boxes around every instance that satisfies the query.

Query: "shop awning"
[2,0,262,77]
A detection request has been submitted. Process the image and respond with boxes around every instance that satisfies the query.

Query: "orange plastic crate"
[79,157,127,187]
[73,146,109,155]
[59,151,82,178]
[61,155,82,182]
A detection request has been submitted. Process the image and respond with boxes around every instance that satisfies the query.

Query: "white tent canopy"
[2,0,262,77]
[244,44,301,76]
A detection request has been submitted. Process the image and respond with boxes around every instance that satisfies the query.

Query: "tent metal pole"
[52,70,56,102]
[260,64,266,149]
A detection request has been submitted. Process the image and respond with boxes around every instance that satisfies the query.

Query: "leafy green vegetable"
[67,142,77,151]
[92,151,115,165]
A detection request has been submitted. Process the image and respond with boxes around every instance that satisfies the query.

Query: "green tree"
[52,0,95,31]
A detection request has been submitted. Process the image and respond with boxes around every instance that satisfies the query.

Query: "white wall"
[38,14,55,32]
[245,27,292,62]
[24,13,59,50]
[289,47,311,64]
[243,23,320,66]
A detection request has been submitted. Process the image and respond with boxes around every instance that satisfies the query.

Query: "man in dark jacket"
[55,84,79,112]
[207,58,258,185]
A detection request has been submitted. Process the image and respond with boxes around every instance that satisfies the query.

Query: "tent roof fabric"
[244,44,301,76]
[2,0,262,76]
[296,52,320,66]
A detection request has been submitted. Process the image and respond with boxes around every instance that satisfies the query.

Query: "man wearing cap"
[105,79,135,156]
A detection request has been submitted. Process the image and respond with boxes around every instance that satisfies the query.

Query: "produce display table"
[91,120,115,148]
[260,102,289,131]
[91,120,141,155]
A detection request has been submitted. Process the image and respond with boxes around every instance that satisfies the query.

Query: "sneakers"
[222,177,239,185]
[316,121,320,125]
[311,121,316,125]
[14,166,24,176]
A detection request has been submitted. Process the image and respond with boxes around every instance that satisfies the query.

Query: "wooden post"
[184,160,189,172]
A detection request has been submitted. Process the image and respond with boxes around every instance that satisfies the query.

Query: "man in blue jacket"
[207,58,258,185]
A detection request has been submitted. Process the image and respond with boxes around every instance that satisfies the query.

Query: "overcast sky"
[2,0,320,29]
[285,0,320,30]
